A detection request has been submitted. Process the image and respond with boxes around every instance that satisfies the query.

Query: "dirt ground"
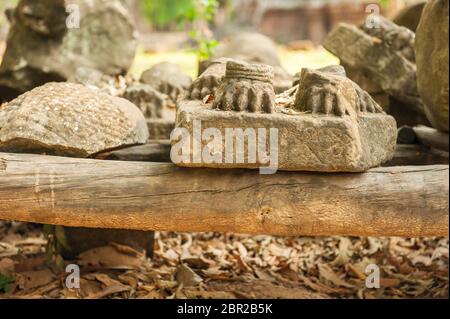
[0,221,447,299]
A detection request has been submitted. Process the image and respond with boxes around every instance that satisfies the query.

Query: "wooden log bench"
[0,143,448,238]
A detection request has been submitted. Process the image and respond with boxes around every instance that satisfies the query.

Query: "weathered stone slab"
[324,20,424,115]
[173,62,397,173]
[0,82,149,157]
[174,102,396,172]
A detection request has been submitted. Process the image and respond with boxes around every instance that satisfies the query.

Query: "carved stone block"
[172,62,397,173]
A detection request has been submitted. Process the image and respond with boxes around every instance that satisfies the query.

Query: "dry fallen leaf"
[78,244,144,270]
[176,264,203,287]
[17,269,55,290]
[318,264,354,289]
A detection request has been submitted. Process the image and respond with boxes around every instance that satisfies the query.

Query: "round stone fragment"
[0,82,149,157]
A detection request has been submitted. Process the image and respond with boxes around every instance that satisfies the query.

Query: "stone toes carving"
[294,68,356,117]
[123,83,167,119]
[212,61,275,113]
[140,62,192,102]
[354,87,384,114]
[293,67,384,117]
[189,74,222,100]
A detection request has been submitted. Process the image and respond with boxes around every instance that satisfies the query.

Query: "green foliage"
[186,0,219,61]
[142,0,219,61]
[184,0,218,23]
[142,0,195,29]
[189,30,219,61]
[0,273,14,293]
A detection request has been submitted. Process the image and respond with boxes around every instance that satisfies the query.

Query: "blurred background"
[0,0,424,78]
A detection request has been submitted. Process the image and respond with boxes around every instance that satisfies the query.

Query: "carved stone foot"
[212,61,275,113]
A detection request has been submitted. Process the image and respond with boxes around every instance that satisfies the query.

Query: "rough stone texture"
[393,1,427,32]
[174,102,396,172]
[360,17,415,63]
[0,82,149,157]
[324,18,425,118]
[140,62,192,102]
[147,118,175,140]
[415,0,449,132]
[0,0,137,102]
[213,61,275,113]
[294,66,383,117]
[189,58,230,100]
[122,83,176,140]
[121,83,176,140]
[123,83,167,119]
[70,68,176,139]
[204,32,293,94]
[68,67,130,97]
[174,66,397,172]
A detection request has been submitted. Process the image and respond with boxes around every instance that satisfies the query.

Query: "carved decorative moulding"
[173,63,397,173]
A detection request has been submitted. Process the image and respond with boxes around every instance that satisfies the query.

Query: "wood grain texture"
[0,152,448,237]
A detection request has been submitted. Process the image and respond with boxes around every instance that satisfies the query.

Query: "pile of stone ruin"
[0,0,448,256]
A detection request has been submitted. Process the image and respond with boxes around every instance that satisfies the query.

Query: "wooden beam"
[0,152,448,237]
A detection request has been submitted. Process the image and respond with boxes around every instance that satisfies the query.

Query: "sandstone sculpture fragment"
[173,62,397,173]
[212,61,275,113]
[0,0,137,102]
[140,62,192,103]
[0,82,149,157]
[323,17,424,122]
[189,58,230,100]
[69,66,176,140]
[124,83,175,140]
